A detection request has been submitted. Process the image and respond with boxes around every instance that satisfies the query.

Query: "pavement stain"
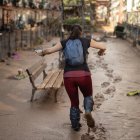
[0,101,16,112]
[7,93,27,103]
[101,82,110,88]
[81,124,107,140]
[0,36,140,140]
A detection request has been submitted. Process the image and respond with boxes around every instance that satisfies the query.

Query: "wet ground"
[0,36,140,140]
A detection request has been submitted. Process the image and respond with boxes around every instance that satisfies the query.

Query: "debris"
[11,53,20,60]
[0,59,6,62]
[127,90,140,96]
[81,124,107,140]
[113,75,122,83]
[13,69,27,80]
[94,93,105,109]
[101,82,110,88]
[104,86,116,94]
[105,73,113,78]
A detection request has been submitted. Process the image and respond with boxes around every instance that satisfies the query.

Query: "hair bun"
[71,24,82,32]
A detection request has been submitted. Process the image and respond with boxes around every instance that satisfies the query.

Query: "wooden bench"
[26,59,63,102]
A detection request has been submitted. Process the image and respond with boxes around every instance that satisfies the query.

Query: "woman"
[39,25,106,131]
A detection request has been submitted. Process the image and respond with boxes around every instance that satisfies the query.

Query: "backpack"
[63,39,84,66]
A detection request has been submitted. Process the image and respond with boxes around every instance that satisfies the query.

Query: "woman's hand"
[36,42,63,56]
[90,40,106,54]
[35,49,44,56]
[98,49,106,56]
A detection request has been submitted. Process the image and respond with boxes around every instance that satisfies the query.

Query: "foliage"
[63,17,91,25]
[63,0,80,5]
[35,37,44,45]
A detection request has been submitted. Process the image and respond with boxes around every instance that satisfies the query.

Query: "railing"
[0,23,61,60]
[124,11,140,47]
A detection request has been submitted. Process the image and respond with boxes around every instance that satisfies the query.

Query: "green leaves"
[63,0,80,5]
[64,17,90,25]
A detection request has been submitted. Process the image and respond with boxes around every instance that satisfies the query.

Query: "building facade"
[109,0,140,27]
[109,0,126,27]
[0,0,62,61]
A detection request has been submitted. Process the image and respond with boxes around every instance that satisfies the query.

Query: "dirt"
[82,36,140,140]
[81,124,107,140]
[103,85,116,94]
[94,93,105,109]
[101,82,110,88]
[0,36,140,140]
[113,75,122,83]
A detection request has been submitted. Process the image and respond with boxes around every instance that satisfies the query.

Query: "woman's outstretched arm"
[41,42,62,56]
[90,39,106,56]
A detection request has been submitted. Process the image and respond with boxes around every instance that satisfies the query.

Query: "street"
[0,36,140,140]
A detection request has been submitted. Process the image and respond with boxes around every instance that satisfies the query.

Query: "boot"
[70,107,80,131]
[85,112,95,128]
[84,96,95,128]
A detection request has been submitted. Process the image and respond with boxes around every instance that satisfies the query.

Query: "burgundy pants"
[64,76,93,108]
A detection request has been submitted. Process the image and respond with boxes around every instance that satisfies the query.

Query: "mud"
[81,124,107,140]
[103,85,116,94]
[94,93,105,109]
[0,36,140,140]
[113,74,122,83]
[101,82,110,88]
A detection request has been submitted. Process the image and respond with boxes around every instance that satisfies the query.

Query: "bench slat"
[53,70,63,89]
[31,63,47,81]
[37,71,55,89]
[27,59,45,75]
[45,70,61,88]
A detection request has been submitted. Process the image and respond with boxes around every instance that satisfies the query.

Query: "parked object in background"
[0,0,3,5]
[114,23,126,39]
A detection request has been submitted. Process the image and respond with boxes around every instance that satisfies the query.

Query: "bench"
[26,59,63,102]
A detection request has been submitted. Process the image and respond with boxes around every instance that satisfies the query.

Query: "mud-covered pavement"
[0,36,140,140]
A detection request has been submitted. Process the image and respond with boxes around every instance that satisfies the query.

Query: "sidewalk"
[0,36,140,140]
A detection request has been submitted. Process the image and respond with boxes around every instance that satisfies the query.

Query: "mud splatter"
[101,82,110,88]
[106,69,114,74]
[101,63,108,70]
[96,60,102,64]
[94,93,105,109]
[103,86,116,94]
[105,73,113,78]
[113,75,122,83]
[81,124,107,140]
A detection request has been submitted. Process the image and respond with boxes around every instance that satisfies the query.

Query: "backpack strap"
[78,38,88,63]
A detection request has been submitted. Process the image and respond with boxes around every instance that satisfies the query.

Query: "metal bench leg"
[53,89,58,103]
[54,87,63,103]
[30,89,36,102]
[54,90,58,103]
[54,84,63,103]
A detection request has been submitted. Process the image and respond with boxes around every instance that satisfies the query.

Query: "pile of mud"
[81,124,107,140]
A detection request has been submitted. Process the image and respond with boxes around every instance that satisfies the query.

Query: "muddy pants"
[64,76,94,129]
[64,76,93,109]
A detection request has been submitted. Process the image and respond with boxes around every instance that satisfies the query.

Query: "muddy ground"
[0,36,140,140]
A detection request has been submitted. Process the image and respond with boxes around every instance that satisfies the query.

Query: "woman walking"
[38,25,106,131]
